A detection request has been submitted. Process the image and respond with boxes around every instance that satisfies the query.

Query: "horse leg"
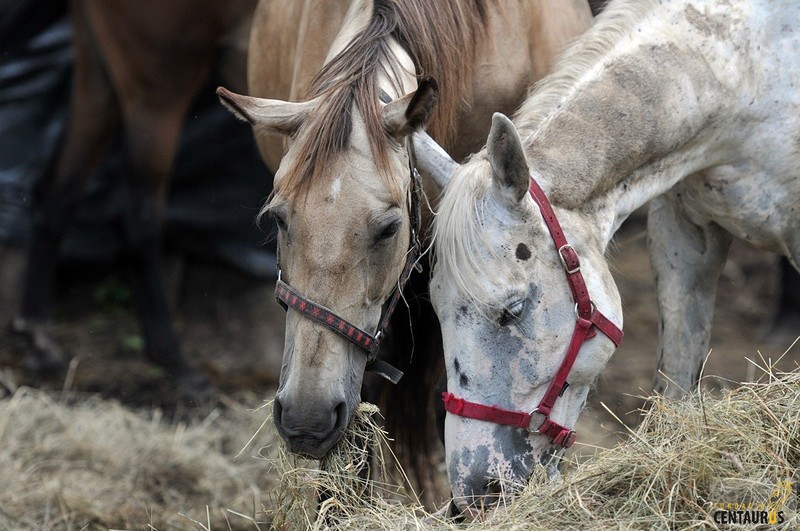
[72,0,216,397]
[648,192,732,398]
[116,85,214,398]
[12,2,121,375]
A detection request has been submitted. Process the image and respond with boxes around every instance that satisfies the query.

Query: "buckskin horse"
[217,0,593,493]
[11,0,256,397]
[414,0,799,512]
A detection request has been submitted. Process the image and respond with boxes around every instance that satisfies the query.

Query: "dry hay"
[1,364,796,530]
[265,403,426,530]
[270,364,800,529]
[0,388,278,530]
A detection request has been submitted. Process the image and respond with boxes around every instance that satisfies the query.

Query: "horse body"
[420,0,799,510]
[14,0,256,392]
[247,0,593,165]
[219,0,593,490]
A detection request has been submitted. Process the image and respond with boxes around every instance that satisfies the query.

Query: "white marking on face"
[330,176,342,199]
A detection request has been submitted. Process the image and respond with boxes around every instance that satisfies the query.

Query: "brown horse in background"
[219,0,592,498]
[11,0,256,397]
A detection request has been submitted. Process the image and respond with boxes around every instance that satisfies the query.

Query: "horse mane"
[270,0,492,205]
[433,0,660,308]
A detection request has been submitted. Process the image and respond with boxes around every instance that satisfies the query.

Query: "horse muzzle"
[272,396,350,459]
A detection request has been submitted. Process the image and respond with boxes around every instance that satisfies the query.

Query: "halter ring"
[527,408,544,434]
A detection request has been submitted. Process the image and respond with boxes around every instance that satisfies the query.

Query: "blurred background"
[0,0,284,403]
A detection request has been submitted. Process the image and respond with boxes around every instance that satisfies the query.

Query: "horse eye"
[271,213,288,232]
[376,220,401,242]
[499,300,525,326]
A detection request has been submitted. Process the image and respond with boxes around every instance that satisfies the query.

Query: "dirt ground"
[1,210,799,475]
[0,247,285,410]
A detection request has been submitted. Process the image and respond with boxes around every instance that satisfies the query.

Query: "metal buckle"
[573,301,595,320]
[558,244,580,274]
[527,408,545,434]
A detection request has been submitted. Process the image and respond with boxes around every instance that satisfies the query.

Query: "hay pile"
[266,403,426,530]
[270,367,800,529]
[0,388,277,530]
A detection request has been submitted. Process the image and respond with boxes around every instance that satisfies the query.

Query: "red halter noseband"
[442,177,623,449]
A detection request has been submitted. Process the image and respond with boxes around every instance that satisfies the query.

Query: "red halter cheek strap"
[442,177,623,449]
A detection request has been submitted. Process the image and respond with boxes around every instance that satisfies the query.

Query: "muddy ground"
[0,211,798,475]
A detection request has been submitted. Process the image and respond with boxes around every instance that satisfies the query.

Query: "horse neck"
[326,0,374,62]
[519,1,749,247]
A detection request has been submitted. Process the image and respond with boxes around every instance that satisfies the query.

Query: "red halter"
[442,177,623,449]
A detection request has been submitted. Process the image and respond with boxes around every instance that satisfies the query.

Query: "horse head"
[418,114,622,512]
[217,80,437,458]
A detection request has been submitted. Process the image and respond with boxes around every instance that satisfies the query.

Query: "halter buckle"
[558,244,580,274]
[573,301,595,321]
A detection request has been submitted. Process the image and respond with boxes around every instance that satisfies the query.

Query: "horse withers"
[417,0,800,513]
[218,0,593,492]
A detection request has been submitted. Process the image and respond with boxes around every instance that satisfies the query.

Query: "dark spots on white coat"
[539,445,563,478]
[492,425,534,482]
[455,304,472,326]
[516,243,531,260]
[449,445,490,494]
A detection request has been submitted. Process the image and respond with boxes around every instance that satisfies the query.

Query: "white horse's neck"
[518,0,757,246]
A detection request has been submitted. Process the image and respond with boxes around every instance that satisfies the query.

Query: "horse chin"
[538,443,565,479]
[274,421,346,459]
[447,444,566,521]
[544,458,562,481]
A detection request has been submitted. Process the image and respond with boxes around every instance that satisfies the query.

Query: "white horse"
[414,0,800,511]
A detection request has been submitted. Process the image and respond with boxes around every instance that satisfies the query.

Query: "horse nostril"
[332,401,348,434]
[273,397,284,427]
[469,479,503,509]
[485,479,503,498]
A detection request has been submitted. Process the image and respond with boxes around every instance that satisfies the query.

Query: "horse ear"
[488,113,530,204]
[411,131,456,191]
[216,86,312,137]
[382,78,439,139]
